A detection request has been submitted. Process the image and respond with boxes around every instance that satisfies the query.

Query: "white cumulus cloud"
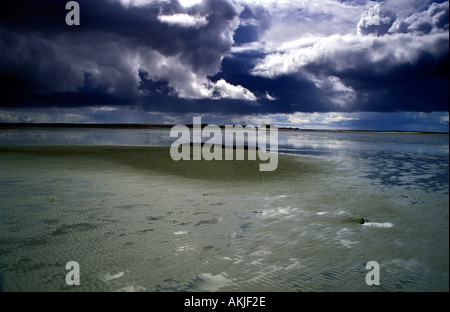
[157,13,209,28]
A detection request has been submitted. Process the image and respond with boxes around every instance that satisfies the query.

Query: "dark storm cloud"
[233,4,271,45]
[1,0,238,74]
[0,0,449,117]
[1,0,252,108]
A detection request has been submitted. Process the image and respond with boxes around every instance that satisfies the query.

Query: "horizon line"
[0,122,448,134]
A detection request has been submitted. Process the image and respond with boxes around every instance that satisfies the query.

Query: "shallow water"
[0,128,448,292]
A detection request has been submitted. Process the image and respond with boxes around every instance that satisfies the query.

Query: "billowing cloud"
[0,0,256,105]
[251,31,448,78]
[357,1,397,36]
[388,0,449,34]
[244,0,449,112]
[0,0,448,131]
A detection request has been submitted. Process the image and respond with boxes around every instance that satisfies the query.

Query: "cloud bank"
[1,0,256,105]
[0,0,448,129]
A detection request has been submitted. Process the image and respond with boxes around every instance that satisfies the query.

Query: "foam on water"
[119,285,146,292]
[190,273,232,292]
[363,222,394,228]
[102,272,125,282]
[174,231,189,235]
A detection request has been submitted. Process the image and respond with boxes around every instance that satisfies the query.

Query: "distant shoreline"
[0,122,448,135]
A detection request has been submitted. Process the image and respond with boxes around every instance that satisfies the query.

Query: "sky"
[0,0,449,131]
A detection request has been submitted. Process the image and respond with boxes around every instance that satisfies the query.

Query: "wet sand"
[0,145,328,182]
[0,146,448,292]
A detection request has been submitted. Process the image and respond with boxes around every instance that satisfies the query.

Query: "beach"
[2,0,449,296]
[0,141,448,292]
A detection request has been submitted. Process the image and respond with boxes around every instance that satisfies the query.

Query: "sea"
[0,126,448,292]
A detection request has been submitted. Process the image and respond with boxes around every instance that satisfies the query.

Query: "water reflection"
[1,127,448,193]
